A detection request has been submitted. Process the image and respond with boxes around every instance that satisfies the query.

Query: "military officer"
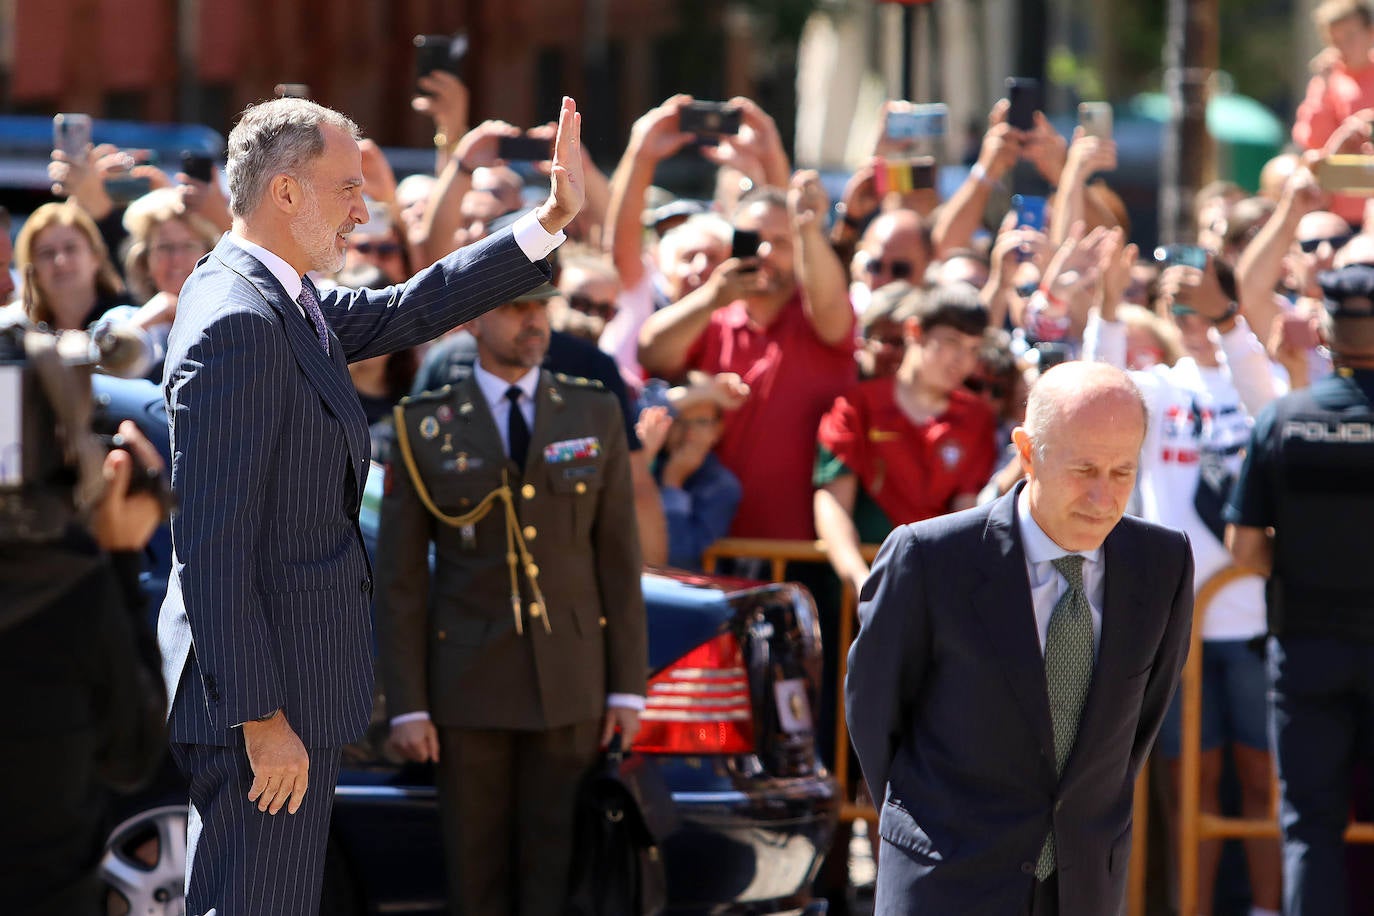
[375,284,647,916]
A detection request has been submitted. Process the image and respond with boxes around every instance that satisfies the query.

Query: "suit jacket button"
[361,578,372,594]
[599,616,608,628]
[437,629,447,641]
[529,603,542,618]
[522,484,536,500]
[574,481,587,495]
[1021,862,1035,875]
[523,525,537,541]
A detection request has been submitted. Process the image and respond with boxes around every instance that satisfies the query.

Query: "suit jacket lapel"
[970,486,1056,774]
[210,239,370,496]
[455,375,512,473]
[525,371,567,477]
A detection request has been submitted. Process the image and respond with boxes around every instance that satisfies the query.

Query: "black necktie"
[506,386,530,469]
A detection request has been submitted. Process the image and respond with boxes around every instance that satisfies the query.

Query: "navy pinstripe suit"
[159,228,549,914]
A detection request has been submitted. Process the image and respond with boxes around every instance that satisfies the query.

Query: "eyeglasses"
[567,294,618,321]
[862,259,915,280]
[965,377,1009,398]
[354,241,402,257]
[1298,233,1353,254]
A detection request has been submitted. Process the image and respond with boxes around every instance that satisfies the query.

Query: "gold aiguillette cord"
[392,406,552,636]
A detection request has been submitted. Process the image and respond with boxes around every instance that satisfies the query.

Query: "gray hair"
[225,98,359,219]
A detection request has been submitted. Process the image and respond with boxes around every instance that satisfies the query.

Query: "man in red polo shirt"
[638,173,856,541]
[814,284,996,596]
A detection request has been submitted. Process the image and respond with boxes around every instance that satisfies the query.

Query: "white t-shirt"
[1085,313,1280,640]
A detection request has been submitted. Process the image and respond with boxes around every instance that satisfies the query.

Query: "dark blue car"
[93,375,839,915]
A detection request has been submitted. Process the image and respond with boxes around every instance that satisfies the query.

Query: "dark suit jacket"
[375,371,647,731]
[158,229,548,748]
[845,483,1193,916]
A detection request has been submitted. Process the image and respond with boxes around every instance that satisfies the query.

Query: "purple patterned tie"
[297,279,330,355]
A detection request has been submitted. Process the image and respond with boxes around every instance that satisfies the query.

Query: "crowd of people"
[9,0,1374,912]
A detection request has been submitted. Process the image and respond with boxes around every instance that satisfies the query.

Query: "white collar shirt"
[1016,488,1106,656]
[473,360,540,459]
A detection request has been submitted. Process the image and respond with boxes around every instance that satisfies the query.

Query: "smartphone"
[880,157,936,193]
[886,103,949,142]
[1078,101,1113,140]
[1315,155,1374,195]
[496,135,552,162]
[1153,243,1209,271]
[1005,77,1041,131]
[414,32,468,88]
[52,113,92,158]
[730,228,760,262]
[1012,194,1047,231]
[104,174,152,205]
[274,83,310,99]
[1034,341,1073,370]
[679,102,742,137]
[180,151,214,184]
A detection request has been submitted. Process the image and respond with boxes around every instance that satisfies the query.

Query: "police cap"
[1318,264,1374,318]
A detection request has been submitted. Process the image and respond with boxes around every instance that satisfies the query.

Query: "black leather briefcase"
[565,735,676,916]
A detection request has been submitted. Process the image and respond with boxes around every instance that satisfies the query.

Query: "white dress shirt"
[473,360,539,455]
[1016,489,1105,656]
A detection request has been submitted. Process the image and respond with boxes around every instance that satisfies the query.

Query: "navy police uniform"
[1225,265,1374,915]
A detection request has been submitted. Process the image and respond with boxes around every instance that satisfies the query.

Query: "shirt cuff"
[390,711,432,727]
[511,210,565,262]
[606,693,646,711]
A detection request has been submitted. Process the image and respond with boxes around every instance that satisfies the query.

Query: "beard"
[290,185,347,275]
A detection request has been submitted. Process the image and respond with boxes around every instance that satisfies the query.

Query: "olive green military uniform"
[375,370,647,916]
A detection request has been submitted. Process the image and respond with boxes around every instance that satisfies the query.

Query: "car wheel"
[100,804,187,916]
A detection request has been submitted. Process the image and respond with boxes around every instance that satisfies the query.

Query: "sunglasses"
[1298,233,1353,254]
[354,241,402,257]
[567,294,618,322]
[862,259,915,280]
[965,377,1009,398]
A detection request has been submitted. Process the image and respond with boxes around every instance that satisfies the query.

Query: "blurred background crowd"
[7,0,1374,913]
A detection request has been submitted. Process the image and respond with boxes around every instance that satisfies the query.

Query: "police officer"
[1225,263,1374,916]
[374,284,647,916]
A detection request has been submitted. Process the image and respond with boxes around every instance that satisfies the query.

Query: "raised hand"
[536,97,585,235]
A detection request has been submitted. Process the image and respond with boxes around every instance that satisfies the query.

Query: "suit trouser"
[1269,634,1374,916]
[171,737,343,916]
[435,720,600,916]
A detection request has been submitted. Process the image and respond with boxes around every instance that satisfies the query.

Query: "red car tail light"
[632,631,755,755]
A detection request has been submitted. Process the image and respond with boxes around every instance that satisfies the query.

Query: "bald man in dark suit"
[847,361,1194,916]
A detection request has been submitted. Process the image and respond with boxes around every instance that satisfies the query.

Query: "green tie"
[1036,553,1095,880]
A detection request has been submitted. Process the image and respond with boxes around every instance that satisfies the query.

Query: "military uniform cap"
[1319,265,1374,318]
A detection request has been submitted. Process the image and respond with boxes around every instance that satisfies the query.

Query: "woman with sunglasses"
[1084,241,1285,916]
